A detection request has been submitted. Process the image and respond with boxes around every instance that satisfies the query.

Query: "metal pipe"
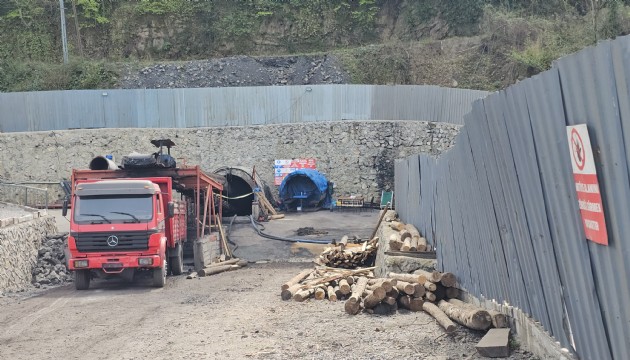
[89,156,118,170]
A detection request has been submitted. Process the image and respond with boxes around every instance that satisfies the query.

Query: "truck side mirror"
[167,202,175,218]
[62,198,69,217]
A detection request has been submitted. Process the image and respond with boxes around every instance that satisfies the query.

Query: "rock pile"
[118,55,349,89]
[32,233,72,288]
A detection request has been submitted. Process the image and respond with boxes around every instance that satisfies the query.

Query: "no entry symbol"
[570,128,586,171]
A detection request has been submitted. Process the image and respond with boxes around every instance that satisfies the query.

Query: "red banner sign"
[274,158,317,186]
[566,124,608,245]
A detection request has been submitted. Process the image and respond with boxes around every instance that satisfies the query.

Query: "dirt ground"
[0,210,536,360]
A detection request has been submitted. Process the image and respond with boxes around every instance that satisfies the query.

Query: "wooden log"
[409,236,418,251]
[198,264,238,277]
[344,277,369,315]
[425,291,436,302]
[389,221,405,231]
[413,269,435,282]
[293,288,315,302]
[339,235,349,250]
[432,271,457,287]
[424,281,437,292]
[369,204,390,241]
[446,287,460,299]
[413,283,426,298]
[384,296,397,306]
[386,288,400,299]
[339,279,352,294]
[281,284,301,301]
[314,287,326,300]
[210,258,243,267]
[417,237,428,252]
[364,286,386,300]
[438,300,492,330]
[434,284,447,301]
[186,272,198,279]
[388,233,403,251]
[399,229,412,242]
[489,310,508,328]
[363,292,383,309]
[447,299,508,329]
[270,214,285,220]
[388,272,427,284]
[346,276,355,286]
[404,224,421,238]
[422,302,456,333]
[281,269,312,291]
[395,281,416,295]
[368,278,396,292]
[401,237,412,251]
[399,295,424,312]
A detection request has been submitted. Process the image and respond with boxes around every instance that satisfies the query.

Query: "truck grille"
[75,231,150,252]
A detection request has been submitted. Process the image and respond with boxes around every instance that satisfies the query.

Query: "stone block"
[476,328,510,358]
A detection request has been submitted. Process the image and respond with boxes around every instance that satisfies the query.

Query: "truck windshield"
[74,195,154,224]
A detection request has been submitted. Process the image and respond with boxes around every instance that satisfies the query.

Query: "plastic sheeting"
[278,169,330,209]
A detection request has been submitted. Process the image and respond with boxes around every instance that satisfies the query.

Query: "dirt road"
[0,262,534,360]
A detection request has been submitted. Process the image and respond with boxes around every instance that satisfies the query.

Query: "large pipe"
[89,156,118,170]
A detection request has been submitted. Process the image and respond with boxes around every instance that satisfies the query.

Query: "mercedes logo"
[106,235,119,247]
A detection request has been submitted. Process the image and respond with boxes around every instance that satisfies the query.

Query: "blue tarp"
[279,169,331,209]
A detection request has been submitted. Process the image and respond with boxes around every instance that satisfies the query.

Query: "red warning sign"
[566,124,608,245]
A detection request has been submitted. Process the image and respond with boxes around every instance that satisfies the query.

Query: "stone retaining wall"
[0,121,460,202]
[0,214,57,292]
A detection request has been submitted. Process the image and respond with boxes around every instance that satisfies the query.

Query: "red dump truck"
[64,140,223,290]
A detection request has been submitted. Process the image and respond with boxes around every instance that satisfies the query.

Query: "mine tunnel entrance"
[221,173,255,217]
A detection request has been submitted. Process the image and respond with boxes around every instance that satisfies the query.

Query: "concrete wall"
[0,121,460,202]
[0,214,57,292]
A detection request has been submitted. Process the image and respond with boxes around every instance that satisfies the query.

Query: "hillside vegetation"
[1,0,629,91]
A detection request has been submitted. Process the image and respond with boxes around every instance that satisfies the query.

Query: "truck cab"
[66,178,186,289]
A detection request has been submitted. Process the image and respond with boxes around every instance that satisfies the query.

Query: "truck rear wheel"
[152,260,166,288]
[75,270,91,290]
[169,244,184,276]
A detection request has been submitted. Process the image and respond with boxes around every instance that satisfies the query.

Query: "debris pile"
[315,235,378,268]
[387,220,429,253]
[32,233,72,288]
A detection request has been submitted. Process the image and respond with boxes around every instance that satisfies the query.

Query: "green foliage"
[338,44,411,84]
[0,60,117,92]
[76,0,109,24]
[405,0,485,36]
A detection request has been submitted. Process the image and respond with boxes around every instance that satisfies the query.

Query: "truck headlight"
[74,260,89,268]
[138,258,153,266]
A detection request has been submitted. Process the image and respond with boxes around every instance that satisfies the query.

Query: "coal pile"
[32,233,72,288]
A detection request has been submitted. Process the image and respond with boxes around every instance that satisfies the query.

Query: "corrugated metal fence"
[0,85,487,132]
[395,35,630,360]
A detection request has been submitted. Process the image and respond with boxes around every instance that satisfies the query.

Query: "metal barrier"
[0,183,49,209]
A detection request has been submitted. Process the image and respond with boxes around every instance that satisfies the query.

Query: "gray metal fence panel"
[522,69,611,360]
[0,85,487,132]
[502,83,567,345]
[557,39,630,360]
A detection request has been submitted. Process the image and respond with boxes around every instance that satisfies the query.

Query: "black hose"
[249,215,332,244]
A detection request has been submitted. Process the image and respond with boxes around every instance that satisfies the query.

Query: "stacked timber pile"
[387,220,429,253]
[186,258,248,279]
[315,235,378,268]
[280,267,508,334]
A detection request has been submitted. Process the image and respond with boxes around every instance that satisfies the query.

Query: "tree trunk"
[314,287,326,300]
[424,281,437,291]
[438,300,492,330]
[448,299,508,328]
[368,278,396,292]
[399,229,411,242]
[281,284,301,301]
[344,277,369,315]
[389,221,405,231]
[395,281,416,295]
[364,285,386,300]
[363,291,383,309]
[413,283,425,298]
[401,237,412,251]
[388,233,402,251]
[399,295,424,311]
[388,272,427,284]
[293,288,314,302]
[70,0,83,57]
[409,236,418,251]
[431,271,457,287]
[281,268,312,291]
[326,285,337,301]
[417,236,427,252]
[339,279,352,294]
[425,291,436,302]
[383,296,397,306]
[422,302,456,333]
[446,287,460,299]
[198,264,238,277]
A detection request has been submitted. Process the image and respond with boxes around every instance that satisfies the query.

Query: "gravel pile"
[118,54,349,89]
[32,233,72,288]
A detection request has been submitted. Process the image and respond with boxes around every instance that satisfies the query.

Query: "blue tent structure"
[278,169,331,210]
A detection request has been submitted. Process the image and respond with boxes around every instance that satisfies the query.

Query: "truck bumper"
[68,255,162,273]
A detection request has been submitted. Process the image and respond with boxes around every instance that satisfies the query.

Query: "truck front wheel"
[75,270,91,290]
[152,260,166,288]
